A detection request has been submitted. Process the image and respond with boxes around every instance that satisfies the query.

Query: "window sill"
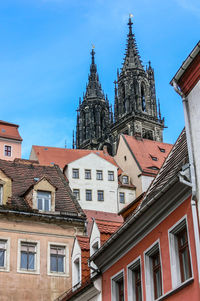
[0,267,9,272]
[17,269,40,275]
[47,271,69,277]
[156,277,194,301]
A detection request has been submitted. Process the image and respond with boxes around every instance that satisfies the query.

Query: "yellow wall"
[0,170,12,205]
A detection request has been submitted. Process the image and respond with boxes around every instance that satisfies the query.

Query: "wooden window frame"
[4,145,11,157]
[177,228,192,282]
[152,251,162,299]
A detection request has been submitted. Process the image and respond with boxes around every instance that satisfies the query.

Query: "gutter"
[171,80,200,284]
[0,209,86,224]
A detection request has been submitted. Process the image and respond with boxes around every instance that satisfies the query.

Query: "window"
[112,271,125,301]
[96,170,103,180]
[119,192,125,204]
[37,191,51,211]
[50,245,65,273]
[0,240,6,268]
[4,145,11,157]
[152,251,162,299]
[86,189,92,201]
[169,218,192,288]
[145,242,162,300]
[108,171,114,181]
[128,259,142,301]
[159,147,165,153]
[73,189,80,200]
[122,176,128,184]
[85,169,91,179]
[0,185,3,204]
[97,190,104,201]
[151,156,158,161]
[72,169,79,179]
[73,257,81,286]
[20,242,36,271]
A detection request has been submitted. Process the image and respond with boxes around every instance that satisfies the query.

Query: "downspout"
[172,80,200,283]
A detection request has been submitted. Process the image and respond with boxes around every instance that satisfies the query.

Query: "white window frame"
[127,256,143,301]
[108,171,114,181]
[86,189,92,201]
[72,168,79,179]
[17,239,40,275]
[144,240,163,301]
[4,145,12,157]
[72,255,81,287]
[168,216,193,289]
[85,169,91,180]
[122,175,129,184]
[37,190,51,212]
[0,184,3,205]
[96,170,103,180]
[0,237,10,272]
[73,189,80,200]
[97,190,104,202]
[111,269,125,301]
[47,242,69,277]
[119,192,125,203]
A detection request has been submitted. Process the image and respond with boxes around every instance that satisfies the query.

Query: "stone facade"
[76,17,164,155]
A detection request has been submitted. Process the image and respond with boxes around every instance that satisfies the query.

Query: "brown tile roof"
[31,146,119,170]
[0,159,85,218]
[0,120,22,141]
[122,135,173,175]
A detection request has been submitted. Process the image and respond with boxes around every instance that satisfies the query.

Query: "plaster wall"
[187,80,200,214]
[118,187,136,212]
[65,153,119,213]
[114,136,143,197]
[0,215,84,301]
[101,196,200,300]
[141,175,154,193]
[0,138,21,161]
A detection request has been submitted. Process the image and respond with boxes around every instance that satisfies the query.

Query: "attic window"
[44,148,48,151]
[122,176,128,184]
[151,156,158,161]
[1,129,5,133]
[159,147,165,153]
[148,166,159,171]
[37,191,51,211]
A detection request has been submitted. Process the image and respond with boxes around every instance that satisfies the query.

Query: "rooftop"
[0,120,22,142]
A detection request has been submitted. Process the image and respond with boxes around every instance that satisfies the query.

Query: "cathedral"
[75,16,164,155]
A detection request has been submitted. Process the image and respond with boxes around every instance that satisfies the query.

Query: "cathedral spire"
[123,15,143,70]
[84,47,105,100]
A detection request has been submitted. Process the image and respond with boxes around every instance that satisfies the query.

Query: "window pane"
[45,199,50,211]
[37,198,43,210]
[28,253,35,270]
[58,256,64,272]
[155,270,162,298]
[21,252,28,269]
[50,255,57,272]
[182,249,190,281]
[0,250,5,267]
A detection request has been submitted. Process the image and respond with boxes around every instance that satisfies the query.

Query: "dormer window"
[151,155,158,161]
[159,147,165,153]
[0,185,3,204]
[122,176,128,184]
[37,191,51,211]
[73,258,81,286]
[4,145,11,157]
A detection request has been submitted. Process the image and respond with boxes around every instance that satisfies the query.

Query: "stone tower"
[111,17,164,154]
[76,49,113,153]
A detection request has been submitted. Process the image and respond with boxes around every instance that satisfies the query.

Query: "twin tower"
[75,17,164,155]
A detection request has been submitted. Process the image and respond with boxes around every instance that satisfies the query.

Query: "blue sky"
[0,0,199,158]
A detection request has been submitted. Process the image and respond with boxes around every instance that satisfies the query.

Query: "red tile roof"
[95,219,123,245]
[122,135,173,175]
[0,120,22,141]
[84,209,123,236]
[76,236,90,279]
[31,146,119,170]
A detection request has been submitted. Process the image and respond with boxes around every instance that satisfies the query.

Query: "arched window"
[141,85,146,112]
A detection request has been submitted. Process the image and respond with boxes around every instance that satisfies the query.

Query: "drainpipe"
[172,80,200,283]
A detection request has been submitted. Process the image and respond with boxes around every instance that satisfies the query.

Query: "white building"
[30,146,136,213]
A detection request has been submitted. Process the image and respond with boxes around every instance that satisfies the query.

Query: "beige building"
[114,134,172,197]
[0,158,86,301]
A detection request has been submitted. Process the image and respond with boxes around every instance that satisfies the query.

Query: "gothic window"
[141,84,146,112]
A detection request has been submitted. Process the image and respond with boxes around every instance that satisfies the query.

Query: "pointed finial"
[72,131,75,149]
[128,14,133,35]
[90,46,97,73]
